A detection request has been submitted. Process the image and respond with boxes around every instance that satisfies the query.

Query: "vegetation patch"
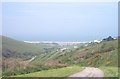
[15,65,84,77]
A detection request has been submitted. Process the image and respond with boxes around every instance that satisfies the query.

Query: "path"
[28,56,36,62]
[69,67,104,77]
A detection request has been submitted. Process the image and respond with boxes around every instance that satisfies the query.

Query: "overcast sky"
[2,2,118,42]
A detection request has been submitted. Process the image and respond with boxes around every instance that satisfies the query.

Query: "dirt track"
[69,67,104,77]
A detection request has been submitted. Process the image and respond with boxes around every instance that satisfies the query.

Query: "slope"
[31,39,118,67]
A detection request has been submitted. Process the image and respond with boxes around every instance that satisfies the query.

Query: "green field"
[15,65,84,77]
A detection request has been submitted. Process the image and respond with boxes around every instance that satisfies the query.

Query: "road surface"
[69,67,104,77]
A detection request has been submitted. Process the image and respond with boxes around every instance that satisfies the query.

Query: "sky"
[2,2,118,42]
[1,0,119,2]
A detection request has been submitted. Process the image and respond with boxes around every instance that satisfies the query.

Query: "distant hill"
[1,36,57,59]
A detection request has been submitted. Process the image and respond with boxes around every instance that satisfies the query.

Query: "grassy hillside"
[1,36,58,59]
[2,36,52,52]
[31,40,118,67]
[2,36,118,77]
[19,39,117,77]
[1,36,59,76]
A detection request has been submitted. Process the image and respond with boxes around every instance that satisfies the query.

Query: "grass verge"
[99,66,118,77]
[15,65,84,77]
